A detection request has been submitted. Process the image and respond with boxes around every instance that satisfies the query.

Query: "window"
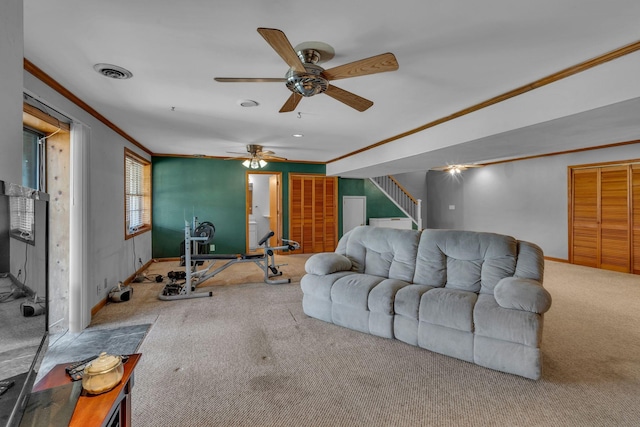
[23,127,45,191]
[125,148,151,237]
[10,195,35,244]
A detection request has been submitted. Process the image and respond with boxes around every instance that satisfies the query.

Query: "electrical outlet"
[210,244,215,252]
[103,278,108,289]
[97,284,100,295]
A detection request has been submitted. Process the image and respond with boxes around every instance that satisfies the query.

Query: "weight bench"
[159,224,299,301]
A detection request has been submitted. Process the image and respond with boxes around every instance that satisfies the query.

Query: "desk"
[32,353,141,427]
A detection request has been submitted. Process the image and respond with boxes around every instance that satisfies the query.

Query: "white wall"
[23,72,152,313]
[393,171,428,227]
[249,174,271,239]
[0,0,24,185]
[427,143,640,259]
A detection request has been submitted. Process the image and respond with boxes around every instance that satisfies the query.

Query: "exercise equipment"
[159,220,300,301]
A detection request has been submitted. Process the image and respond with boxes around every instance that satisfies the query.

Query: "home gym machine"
[159,219,300,301]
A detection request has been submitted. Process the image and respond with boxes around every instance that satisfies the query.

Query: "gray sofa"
[300,226,552,380]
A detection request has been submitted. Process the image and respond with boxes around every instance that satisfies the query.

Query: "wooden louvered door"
[289,175,338,254]
[571,169,599,268]
[633,165,640,274]
[570,163,637,273]
[599,166,630,272]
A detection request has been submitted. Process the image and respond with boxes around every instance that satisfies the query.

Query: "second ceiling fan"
[214,28,399,113]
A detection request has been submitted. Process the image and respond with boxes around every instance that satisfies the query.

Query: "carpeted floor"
[90,257,640,426]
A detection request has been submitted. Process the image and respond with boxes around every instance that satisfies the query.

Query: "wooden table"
[33,353,141,427]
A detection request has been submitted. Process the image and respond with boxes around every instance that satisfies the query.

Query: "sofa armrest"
[305,252,353,275]
[493,277,552,314]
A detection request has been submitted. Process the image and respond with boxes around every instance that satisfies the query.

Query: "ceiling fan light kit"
[228,144,285,169]
[214,28,399,112]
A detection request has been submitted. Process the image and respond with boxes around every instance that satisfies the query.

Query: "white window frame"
[124,148,151,238]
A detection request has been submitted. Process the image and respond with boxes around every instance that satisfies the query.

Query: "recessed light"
[239,99,259,107]
[292,133,304,138]
[93,63,133,79]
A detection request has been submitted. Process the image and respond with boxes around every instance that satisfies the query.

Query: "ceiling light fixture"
[242,157,268,169]
[292,133,304,138]
[93,63,133,79]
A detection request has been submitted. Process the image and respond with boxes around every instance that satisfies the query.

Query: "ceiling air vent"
[93,63,133,79]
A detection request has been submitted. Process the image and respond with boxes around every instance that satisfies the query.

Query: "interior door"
[289,175,338,253]
[570,163,635,273]
[343,196,366,235]
[633,165,640,274]
[599,166,630,272]
[571,168,598,268]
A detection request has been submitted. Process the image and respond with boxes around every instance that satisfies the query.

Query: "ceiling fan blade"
[322,53,399,81]
[324,85,374,112]
[261,154,288,161]
[214,77,286,83]
[257,28,306,73]
[224,155,251,160]
[279,93,303,113]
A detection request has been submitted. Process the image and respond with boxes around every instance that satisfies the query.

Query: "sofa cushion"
[331,273,386,310]
[340,226,420,282]
[305,252,352,275]
[473,294,542,347]
[419,288,477,332]
[300,271,355,301]
[515,241,545,282]
[494,277,552,314]
[394,284,434,320]
[368,278,411,315]
[414,230,518,293]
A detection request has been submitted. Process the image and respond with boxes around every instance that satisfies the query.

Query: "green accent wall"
[337,178,410,236]
[152,157,324,258]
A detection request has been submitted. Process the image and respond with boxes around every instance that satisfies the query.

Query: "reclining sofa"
[300,226,552,380]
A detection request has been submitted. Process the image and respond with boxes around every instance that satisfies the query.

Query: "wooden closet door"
[599,166,630,272]
[289,175,338,254]
[632,165,640,274]
[571,169,598,268]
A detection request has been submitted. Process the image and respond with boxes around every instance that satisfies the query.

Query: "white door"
[343,196,366,235]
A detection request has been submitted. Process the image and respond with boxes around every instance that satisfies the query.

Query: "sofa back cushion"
[413,230,518,293]
[336,226,420,282]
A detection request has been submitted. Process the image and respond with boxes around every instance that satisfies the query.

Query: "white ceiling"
[23,0,640,177]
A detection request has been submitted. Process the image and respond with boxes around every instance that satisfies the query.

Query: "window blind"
[125,154,150,233]
[10,196,35,242]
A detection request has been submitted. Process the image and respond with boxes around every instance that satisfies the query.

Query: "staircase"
[370,176,422,229]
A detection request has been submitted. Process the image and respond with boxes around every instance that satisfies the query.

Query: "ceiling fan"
[214,28,399,113]
[226,144,286,169]
[431,164,484,175]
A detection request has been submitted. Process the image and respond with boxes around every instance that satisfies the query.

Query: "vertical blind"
[125,154,150,232]
[10,196,35,242]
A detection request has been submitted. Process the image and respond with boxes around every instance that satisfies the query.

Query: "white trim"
[69,122,90,332]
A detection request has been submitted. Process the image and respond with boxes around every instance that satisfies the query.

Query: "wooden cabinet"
[570,162,639,273]
[289,175,337,254]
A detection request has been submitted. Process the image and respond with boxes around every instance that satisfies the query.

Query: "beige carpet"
[90,258,640,426]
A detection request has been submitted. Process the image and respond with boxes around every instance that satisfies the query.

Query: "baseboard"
[91,298,107,316]
[544,256,569,263]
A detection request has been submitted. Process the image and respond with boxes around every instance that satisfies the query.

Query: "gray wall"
[0,0,23,185]
[427,143,640,259]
